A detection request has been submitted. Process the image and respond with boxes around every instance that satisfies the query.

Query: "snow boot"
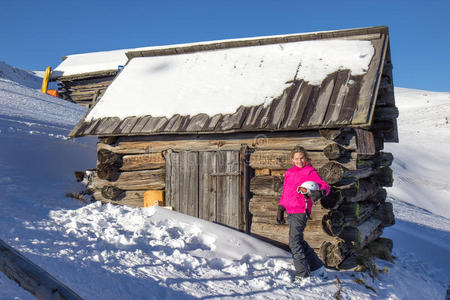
[293,275,311,286]
[310,265,328,279]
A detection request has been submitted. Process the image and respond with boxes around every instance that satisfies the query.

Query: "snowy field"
[0,62,449,299]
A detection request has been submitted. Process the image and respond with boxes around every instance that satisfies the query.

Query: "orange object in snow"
[46,90,59,97]
[144,190,164,207]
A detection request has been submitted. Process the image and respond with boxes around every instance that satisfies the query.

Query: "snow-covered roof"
[51,49,129,80]
[51,46,168,80]
[70,26,394,138]
[51,27,380,80]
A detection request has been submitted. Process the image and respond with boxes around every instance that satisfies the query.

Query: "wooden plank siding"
[165,150,243,230]
[199,152,217,222]
[352,35,388,125]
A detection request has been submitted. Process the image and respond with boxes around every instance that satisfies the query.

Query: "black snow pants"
[287,213,323,278]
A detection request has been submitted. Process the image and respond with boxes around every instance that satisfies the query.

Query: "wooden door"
[213,151,241,228]
[165,151,199,217]
[165,150,241,229]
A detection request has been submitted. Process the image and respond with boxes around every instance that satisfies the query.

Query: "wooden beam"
[0,238,83,300]
[92,169,165,191]
[52,69,116,81]
[355,128,376,156]
[339,216,383,249]
[97,132,357,154]
[121,153,165,171]
[93,190,145,207]
[317,162,374,185]
[126,26,388,59]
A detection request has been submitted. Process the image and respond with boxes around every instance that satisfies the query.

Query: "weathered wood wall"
[58,74,115,107]
[87,122,395,270]
[248,129,394,268]
[91,133,334,208]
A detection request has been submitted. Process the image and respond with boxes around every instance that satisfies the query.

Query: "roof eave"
[126,26,389,60]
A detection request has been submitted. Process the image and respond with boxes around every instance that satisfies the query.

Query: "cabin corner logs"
[54,71,117,107]
[87,125,395,269]
[248,128,395,269]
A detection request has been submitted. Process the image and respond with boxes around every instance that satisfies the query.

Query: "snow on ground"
[385,88,450,219]
[383,87,450,298]
[0,62,449,299]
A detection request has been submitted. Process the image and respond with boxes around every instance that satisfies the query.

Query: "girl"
[277,146,330,283]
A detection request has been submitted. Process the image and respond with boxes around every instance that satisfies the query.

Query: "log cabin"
[69,26,398,269]
[51,44,182,107]
[50,49,129,107]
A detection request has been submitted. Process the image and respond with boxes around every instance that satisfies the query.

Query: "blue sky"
[1,0,449,91]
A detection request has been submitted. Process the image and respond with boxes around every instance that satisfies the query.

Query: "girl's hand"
[276,205,286,224]
[310,190,326,203]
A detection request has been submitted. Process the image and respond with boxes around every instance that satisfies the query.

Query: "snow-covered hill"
[0,62,449,299]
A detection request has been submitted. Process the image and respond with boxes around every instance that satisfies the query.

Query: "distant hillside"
[0,61,42,89]
[0,61,87,131]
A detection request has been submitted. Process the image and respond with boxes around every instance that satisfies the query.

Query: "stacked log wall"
[372,42,398,143]
[90,133,343,207]
[88,126,395,269]
[58,75,115,107]
[91,145,166,207]
[248,127,395,269]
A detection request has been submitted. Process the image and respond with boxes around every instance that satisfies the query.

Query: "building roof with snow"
[69,26,397,139]
[51,49,129,80]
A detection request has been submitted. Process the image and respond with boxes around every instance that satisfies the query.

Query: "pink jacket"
[279,164,330,214]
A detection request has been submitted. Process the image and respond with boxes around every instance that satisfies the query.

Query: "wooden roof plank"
[131,116,152,133]
[91,118,110,135]
[163,114,190,132]
[52,70,117,81]
[185,113,210,132]
[82,119,102,135]
[267,86,291,129]
[141,116,168,133]
[203,114,222,131]
[254,104,271,128]
[299,85,321,126]
[307,73,336,126]
[323,70,351,126]
[113,117,139,135]
[352,35,388,125]
[175,115,191,132]
[68,118,91,138]
[263,97,281,130]
[241,104,264,130]
[217,106,248,131]
[164,114,182,132]
[283,80,308,129]
[337,75,363,123]
[93,117,121,135]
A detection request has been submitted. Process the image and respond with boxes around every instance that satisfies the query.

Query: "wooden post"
[0,238,83,300]
[40,67,51,94]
